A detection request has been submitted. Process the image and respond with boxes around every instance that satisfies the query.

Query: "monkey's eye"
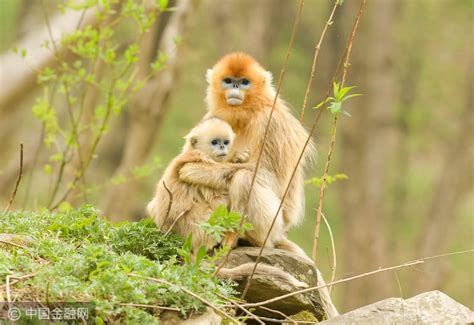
[211,139,218,145]
[223,78,232,84]
[223,140,230,145]
[241,79,250,85]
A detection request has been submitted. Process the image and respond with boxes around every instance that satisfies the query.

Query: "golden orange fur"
[188,52,338,317]
[205,52,316,228]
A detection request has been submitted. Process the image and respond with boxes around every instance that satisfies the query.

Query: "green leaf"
[173,35,182,45]
[313,97,333,110]
[333,81,340,98]
[341,93,362,102]
[49,153,64,162]
[158,0,169,11]
[43,164,53,175]
[337,86,356,101]
[151,51,168,72]
[124,44,139,64]
[329,101,342,114]
[194,245,207,267]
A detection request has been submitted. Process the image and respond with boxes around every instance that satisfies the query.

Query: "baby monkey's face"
[209,137,231,162]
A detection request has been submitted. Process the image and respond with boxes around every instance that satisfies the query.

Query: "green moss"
[290,310,320,322]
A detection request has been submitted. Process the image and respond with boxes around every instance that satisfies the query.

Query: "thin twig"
[3,273,37,301]
[128,273,240,324]
[321,212,337,294]
[0,240,28,250]
[216,293,264,325]
[312,114,338,262]
[299,0,340,122]
[312,0,367,264]
[4,143,24,213]
[242,249,474,308]
[241,0,352,299]
[215,0,305,278]
[393,270,405,324]
[243,315,315,324]
[258,306,298,325]
[162,181,173,223]
[118,303,180,312]
[164,211,186,237]
[41,1,81,208]
[243,260,424,308]
[6,275,12,303]
[0,273,37,290]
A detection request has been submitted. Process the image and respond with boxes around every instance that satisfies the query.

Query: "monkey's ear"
[206,69,213,84]
[190,136,198,147]
[264,70,273,85]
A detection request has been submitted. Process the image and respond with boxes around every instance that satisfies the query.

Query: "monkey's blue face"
[222,77,251,106]
[210,137,231,161]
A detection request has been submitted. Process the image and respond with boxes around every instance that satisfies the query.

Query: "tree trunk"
[102,0,199,221]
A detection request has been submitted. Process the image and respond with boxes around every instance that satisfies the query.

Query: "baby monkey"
[147,118,307,289]
[147,118,250,253]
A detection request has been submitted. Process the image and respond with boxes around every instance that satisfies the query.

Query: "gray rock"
[222,246,326,321]
[0,233,34,247]
[321,290,474,325]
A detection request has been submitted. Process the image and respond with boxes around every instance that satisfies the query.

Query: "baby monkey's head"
[184,118,235,162]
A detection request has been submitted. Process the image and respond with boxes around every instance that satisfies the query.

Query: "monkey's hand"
[230,149,250,163]
[221,232,239,248]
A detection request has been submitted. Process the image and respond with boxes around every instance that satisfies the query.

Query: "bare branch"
[164,211,186,237]
[215,0,305,289]
[241,0,360,299]
[259,306,298,324]
[312,0,367,263]
[242,259,423,308]
[299,0,340,122]
[321,212,337,294]
[0,239,27,250]
[4,143,24,213]
[242,249,473,308]
[103,0,199,220]
[118,303,180,312]
[216,293,265,325]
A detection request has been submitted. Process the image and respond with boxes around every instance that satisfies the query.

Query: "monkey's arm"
[179,162,252,191]
[230,149,250,163]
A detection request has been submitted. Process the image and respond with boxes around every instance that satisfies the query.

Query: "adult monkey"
[206,52,315,246]
[182,52,338,318]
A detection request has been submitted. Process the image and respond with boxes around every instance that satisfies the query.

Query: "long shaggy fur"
[147,119,246,252]
[205,52,316,232]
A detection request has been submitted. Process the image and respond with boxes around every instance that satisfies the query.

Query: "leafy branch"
[311,0,367,263]
[22,1,171,209]
[314,81,361,116]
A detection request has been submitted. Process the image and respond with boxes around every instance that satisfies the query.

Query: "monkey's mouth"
[216,154,227,157]
[226,96,244,106]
